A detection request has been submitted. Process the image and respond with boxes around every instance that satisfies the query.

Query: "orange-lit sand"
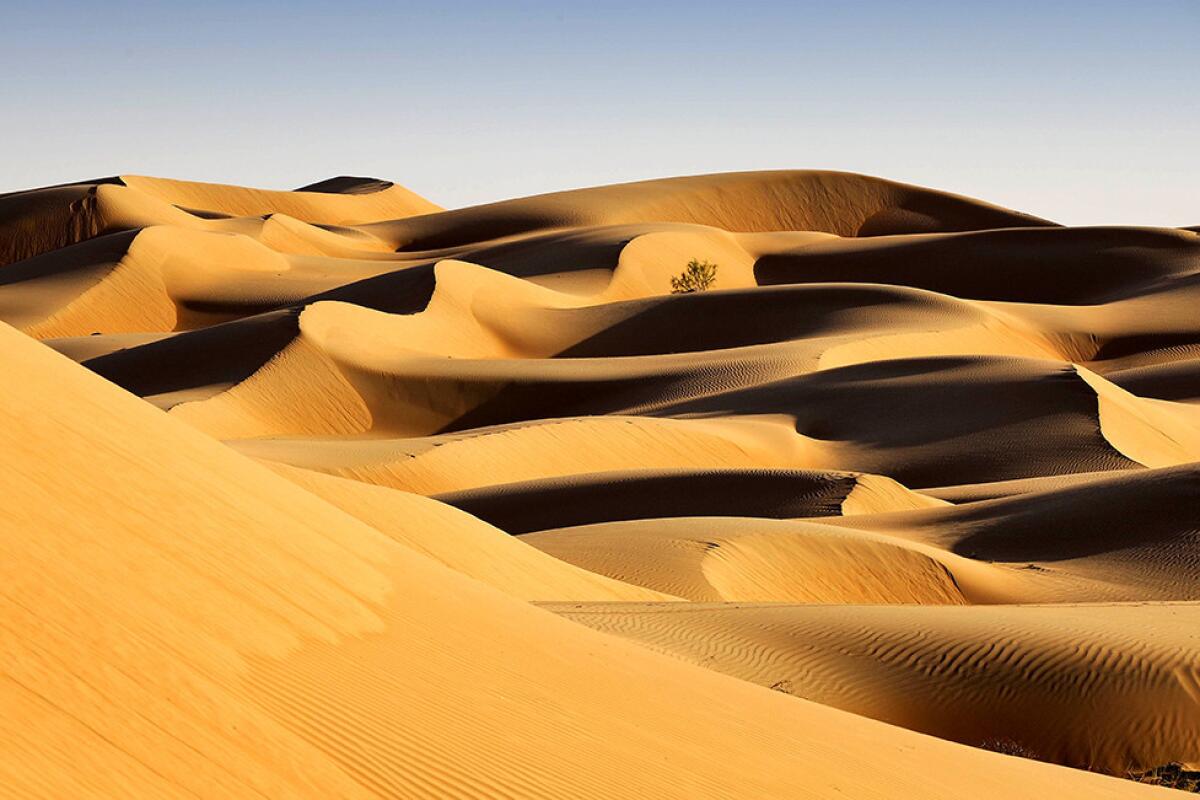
[2,171,1196,796]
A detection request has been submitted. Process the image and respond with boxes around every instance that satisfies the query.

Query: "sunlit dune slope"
[361,169,1055,250]
[2,321,1166,798]
[2,168,1198,795]
[523,516,967,604]
[0,174,440,267]
[550,602,1200,775]
[263,460,677,601]
[230,414,812,494]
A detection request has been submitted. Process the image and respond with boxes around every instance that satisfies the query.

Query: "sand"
[1,169,1196,797]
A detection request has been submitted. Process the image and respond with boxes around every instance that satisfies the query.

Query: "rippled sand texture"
[1,171,1197,797]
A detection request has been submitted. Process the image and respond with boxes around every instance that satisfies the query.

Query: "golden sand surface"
[1,170,1197,796]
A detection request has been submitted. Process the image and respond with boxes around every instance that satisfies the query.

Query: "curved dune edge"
[918,471,1127,503]
[232,414,815,495]
[523,517,971,604]
[824,464,1200,602]
[0,175,440,266]
[547,602,1200,774]
[1076,364,1200,467]
[264,461,679,602]
[522,514,1135,606]
[361,169,1055,250]
[180,297,814,439]
[6,226,407,339]
[0,321,1166,798]
[168,292,1131,452]
[433,467,941,534]
[119,173,443,222]
[650,356,1141,488]
[841,472,951,514]
[170,333,372,438]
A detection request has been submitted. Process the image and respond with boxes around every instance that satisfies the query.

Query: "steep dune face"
[0,181,114,266]
[1076,365,1200,467]
[2,170,1198,794]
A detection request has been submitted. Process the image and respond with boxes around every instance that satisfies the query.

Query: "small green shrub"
[670,259,718,293]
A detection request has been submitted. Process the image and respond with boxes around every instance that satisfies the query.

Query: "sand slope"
[263,460,677,601]
[524,516,968,604]
[550,602,1200,774]
[1,170,1197,794]
[2,322,1169,798]
[825,464,1200,601]
[0,174,439,267]
[436,467,941,533]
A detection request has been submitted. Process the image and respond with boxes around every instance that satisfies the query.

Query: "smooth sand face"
[0,170,1197,797]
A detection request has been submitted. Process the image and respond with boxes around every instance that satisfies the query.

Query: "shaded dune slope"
[437,467,940,533]
[826,464,1200,600]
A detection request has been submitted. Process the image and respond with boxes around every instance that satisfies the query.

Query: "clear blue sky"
[3,1,1197,225]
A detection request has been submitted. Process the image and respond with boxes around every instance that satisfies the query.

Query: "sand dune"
[436,467,941,533]
[524,516,970,604]
[2,321,1165,798]
[654,355,1144,487]
[550,602,1200,774]
[1,170,1196,795]
[359,169,1054,250]
[826,464,1200,601]
[229,415,813,494]
[264,461,677,601]
[0,174,438,267]
[757,226,1198,303]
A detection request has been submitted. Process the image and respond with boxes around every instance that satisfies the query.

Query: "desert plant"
[670,258,718,293]
[1128,764,1200,793]
[979,738,1040,761]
